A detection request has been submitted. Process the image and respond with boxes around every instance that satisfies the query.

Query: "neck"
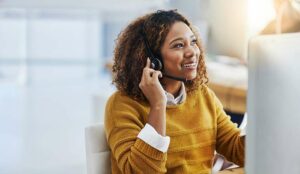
[162,78,182,97]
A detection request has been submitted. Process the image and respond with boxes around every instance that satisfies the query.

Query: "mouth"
[183,61,198,69]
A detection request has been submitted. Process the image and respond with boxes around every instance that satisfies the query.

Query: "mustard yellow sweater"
[105,85,244,174]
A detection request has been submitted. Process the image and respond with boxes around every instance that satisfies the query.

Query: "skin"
[139,22,201,135]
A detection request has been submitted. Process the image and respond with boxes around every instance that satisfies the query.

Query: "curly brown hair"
[112,9,208,102]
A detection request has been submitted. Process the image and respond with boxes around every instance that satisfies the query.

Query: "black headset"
[141,27,163,71]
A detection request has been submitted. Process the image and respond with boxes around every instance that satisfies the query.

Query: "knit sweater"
[104,85,245,174]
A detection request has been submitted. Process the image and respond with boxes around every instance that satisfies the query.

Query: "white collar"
[165,83,186,106]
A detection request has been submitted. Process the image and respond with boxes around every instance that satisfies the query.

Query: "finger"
[151,71,162,80]
[144,69,155,82]
[143,67,155,75]
[146,58,151,68]
[142,58,152,77]
[158,71,162,78]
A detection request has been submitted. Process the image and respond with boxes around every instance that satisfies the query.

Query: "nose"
[184,45,196,58]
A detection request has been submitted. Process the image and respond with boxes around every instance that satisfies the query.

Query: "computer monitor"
[246,33,300,174]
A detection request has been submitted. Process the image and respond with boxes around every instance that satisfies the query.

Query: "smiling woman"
[161,22,200,78]
[105,9,245,174]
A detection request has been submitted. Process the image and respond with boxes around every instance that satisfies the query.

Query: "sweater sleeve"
[213,92,245,167]
[137,123,170,153]
[104,93,168,174]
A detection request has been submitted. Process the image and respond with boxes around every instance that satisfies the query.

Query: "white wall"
[208,0,248,59]
[0,0,166,10]
[0,1,167,173]
[169,0,248,60]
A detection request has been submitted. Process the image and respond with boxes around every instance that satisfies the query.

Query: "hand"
[139,58,167,135]
[139,58,167,108]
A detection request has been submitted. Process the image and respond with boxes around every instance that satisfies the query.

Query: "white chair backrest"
[85,123,111,174]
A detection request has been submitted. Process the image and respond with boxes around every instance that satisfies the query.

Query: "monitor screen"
[246,33,300,174]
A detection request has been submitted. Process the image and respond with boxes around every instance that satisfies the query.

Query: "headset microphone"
[162,74,187,82]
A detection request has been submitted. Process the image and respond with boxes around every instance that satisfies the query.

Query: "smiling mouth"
[183,62,198,69]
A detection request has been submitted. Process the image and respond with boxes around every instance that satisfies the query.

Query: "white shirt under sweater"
[137,83,186,153]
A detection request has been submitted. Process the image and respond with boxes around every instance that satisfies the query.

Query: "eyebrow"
[169,35,196,46]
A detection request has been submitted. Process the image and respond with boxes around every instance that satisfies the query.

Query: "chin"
[185,74,197,81]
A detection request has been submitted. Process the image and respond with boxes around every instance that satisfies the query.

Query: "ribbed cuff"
[134,139,166,161]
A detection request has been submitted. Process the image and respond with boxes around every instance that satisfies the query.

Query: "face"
[160,22,200,81]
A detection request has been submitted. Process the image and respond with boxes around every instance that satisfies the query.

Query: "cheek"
[195,47,201,57]
[163,52,182,65]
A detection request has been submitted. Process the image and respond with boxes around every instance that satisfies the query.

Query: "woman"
[105,10,245,174]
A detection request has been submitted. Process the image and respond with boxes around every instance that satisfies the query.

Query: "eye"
[173,43,184,48]
[191,39,197,45]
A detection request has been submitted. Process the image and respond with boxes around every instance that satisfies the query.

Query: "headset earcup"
[151,58,163,70]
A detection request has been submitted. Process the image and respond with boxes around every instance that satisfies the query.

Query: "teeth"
[183,62,197,68]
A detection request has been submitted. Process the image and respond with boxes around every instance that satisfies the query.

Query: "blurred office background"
[0,0,275,173]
